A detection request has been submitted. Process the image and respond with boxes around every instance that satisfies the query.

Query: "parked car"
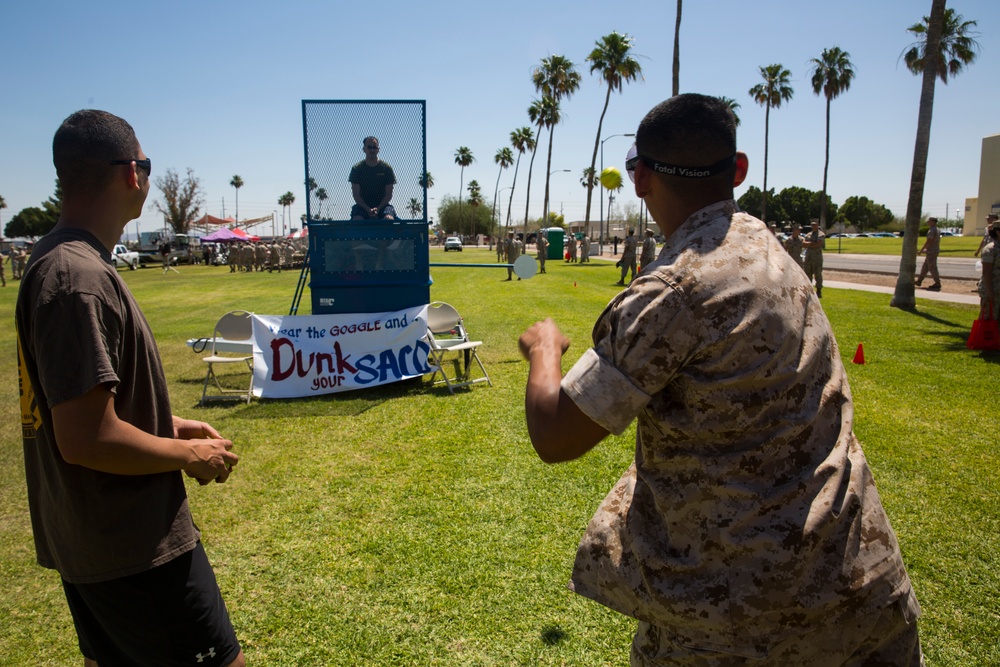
[443,237,463,252]
[112,244,141,270]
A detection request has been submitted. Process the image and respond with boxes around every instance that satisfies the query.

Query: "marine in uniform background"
[783,224,804,268]
[639,229,657,273]
[504,232,522,281]
[916,216,942,291]
[616,228,638,286]
[536,232,549,274]
[802,219,825,297]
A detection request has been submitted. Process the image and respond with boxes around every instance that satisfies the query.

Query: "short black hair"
[53,110,139,198]
[636,94,737,177]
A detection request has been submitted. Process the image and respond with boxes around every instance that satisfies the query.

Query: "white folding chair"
[200,310,254,405]
[424,301,492,393]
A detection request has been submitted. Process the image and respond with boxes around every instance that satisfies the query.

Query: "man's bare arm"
[520,319,609,463]
[51,385,238,481]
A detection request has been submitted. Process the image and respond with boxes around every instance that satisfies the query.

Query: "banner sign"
[251,306,430,398]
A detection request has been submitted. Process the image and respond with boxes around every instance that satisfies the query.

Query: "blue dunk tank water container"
[301,99,430,315]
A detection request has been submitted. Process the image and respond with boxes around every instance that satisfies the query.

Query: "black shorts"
[61,542,241,667]
[350,203,397,219]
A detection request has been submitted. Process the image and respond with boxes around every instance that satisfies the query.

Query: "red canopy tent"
[201,226,260,243]
[229,227,260,242]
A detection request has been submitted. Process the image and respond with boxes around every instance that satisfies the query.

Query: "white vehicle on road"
[112,244,141,270]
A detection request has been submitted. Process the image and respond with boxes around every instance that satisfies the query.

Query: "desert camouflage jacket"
[562,200,917,656]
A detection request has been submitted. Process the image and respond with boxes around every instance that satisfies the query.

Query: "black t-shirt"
[15,228,198,583]
[349,160,396,208]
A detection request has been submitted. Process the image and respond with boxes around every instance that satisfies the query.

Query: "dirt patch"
[825,270,979,296]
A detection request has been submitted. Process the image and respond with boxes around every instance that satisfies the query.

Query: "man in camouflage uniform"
[783,223,804,268]
[616,228,638,286]
[567,234,577,263]
[581,234,591,263]
[519,94,921,666]
[915,217,941,291]
[504,231,521,281]
[9,247,20,279]
[802,219,825,297]
[269,241,282,273]
[536,231,548,274]
[15,246,28,279]
[639,229,657,273]
[242,242,253,273]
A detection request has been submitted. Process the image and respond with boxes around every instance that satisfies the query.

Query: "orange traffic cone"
[573,281,577,287]
[852,344,866,365]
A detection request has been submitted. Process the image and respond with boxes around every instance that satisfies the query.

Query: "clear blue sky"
[1,0,997,240]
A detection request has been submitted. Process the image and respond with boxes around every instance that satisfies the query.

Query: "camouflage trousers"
[803,255,823,293]
[916,253,939,284]
[630,596,922,666]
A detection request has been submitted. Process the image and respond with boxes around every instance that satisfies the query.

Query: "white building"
[964,133,1000,237]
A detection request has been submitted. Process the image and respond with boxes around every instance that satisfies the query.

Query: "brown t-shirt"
[16,228,198,584]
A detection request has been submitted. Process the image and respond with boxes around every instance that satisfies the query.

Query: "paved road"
[823,252,980,280]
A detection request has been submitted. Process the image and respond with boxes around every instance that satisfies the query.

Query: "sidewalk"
[584,250,980,306]
[823,280,980,305]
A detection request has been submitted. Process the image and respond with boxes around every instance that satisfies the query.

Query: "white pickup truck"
[112,244,141,270]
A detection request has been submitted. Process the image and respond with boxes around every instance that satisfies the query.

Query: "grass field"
[1,249,997,665]
[822,234,982,257]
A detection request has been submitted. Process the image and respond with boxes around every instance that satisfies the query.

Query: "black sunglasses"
[110,158,151,176]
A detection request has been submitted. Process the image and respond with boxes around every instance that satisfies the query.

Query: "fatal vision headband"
[626,143,736,180]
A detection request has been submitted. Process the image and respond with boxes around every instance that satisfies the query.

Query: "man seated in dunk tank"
[349,135,397,221]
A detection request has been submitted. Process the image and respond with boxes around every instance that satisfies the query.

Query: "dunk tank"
[296,99,429,315]
[243,100,530,399]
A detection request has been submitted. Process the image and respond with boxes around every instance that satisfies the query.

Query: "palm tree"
[454,147,475,238]
[718,96,742,126]
[810,47,855,229]
[315,187,328,219]
[585,32,643,230]
[581,167,599,190]
[672,0,682,96]
[406,197,423,218]
[306,177,317,194]
[467,180,483,237]
[525,97,558,232]
[506,127,535,231]
[491,147,514,239]
[748,64,794,224]
[532,55,581,223]
[278,191,295,235]
[892,0,979,308]
[418,172,434,189]
[902,6,980,83]
[229,175,244,222]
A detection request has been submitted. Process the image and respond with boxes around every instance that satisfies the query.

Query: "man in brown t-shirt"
[16,110,246,667]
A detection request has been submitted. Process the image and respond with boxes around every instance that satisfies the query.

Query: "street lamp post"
[599,132,635,255]
[543,169,571,231]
